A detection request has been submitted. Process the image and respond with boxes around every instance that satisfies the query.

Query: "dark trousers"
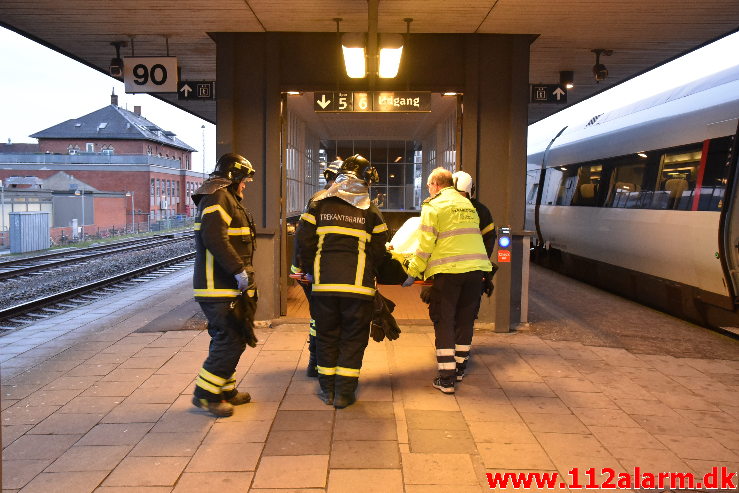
[299,282,317,364]
[312,295,373,396]
[428,271,483,379]
[194,301,248,401]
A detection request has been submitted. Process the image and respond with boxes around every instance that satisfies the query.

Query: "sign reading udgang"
[374,92,431,112]
[314,91,431,112]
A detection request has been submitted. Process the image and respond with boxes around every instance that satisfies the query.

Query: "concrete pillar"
[463,35,533,332]
[215,33,283,320]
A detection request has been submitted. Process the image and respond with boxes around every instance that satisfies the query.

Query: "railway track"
[0,232,194,281]
[0,252,195,334]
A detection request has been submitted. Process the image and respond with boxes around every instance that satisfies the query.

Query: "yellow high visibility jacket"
[407,186,492,279]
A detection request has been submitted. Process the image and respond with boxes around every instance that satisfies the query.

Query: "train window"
[652,148,700,210]
[555,167,579,205]
[697,136,733,211]
[605,162,648,208]
[571,165,602,206]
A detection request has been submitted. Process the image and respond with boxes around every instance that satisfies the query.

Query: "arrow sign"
[177,81,215,100]
[316,94,331,109]
[530,84,567,104]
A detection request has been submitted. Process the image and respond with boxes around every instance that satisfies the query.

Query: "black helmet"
[323,160,343,182]
[340,154,379,185]
[212,153,255,183]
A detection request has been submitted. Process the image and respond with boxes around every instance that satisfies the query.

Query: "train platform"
[2,265,738,492]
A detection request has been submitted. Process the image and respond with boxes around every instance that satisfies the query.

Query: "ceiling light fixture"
[559,70,574,89]
[378,33,403,78]
[342,32,367,78]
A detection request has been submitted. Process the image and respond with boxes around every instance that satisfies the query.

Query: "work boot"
[318,389,334,405]
[306,353,318,378]
[333,392,356,409]
[225,391,251,405]
[334,375,358,409]
[432,376,455,394]
[192,396,234,417]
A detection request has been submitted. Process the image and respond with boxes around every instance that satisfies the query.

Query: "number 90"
[132,64,168,86]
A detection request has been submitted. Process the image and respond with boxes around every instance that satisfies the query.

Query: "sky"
[0,27,217,174]
[528,30,739,152]
[1,26,738,170]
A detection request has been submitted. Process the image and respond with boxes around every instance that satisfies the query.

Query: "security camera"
[109,41,127,78]
[591,49,613,83]
[109,57,124,77]
[593,63,608,81]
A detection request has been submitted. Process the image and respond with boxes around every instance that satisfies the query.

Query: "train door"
[280,91,460,319]
[721,124,739,303]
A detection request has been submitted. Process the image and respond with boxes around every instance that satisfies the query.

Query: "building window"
[86,143,94,152]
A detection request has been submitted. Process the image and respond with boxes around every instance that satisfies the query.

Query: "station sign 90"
[124,57,178,94]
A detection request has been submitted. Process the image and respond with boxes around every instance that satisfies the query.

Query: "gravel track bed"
[0,240,194,310]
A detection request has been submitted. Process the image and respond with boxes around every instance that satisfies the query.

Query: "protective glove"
[482,273,494,297]
[401,275,416,287]
[304,273,314,284]
[420,286,433,304]
[234,270,255,292]
[370,321,385,342]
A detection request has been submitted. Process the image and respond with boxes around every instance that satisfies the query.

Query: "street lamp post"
[125,191,135,233]
[201,124,206,181]
[74,188,85,241]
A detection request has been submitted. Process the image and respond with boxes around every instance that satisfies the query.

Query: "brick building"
[0,94,204,231]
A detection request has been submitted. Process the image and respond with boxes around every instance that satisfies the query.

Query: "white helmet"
[452,171,474,196]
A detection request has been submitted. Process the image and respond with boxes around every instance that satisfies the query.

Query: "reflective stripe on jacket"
[407,187,492,279]
[296,196,388,300]
[192,187,255,301]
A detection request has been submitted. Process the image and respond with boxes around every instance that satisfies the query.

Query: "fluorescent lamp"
[379,34,404,78]
[342,33,366,78]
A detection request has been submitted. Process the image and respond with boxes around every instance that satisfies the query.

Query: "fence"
[48,216,195,246]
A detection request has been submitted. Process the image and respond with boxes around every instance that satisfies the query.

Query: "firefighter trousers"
[312,295,373,397]
[193,301,248,402]
[428,271,483,379]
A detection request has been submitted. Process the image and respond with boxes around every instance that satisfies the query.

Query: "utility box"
[10,211,51,254]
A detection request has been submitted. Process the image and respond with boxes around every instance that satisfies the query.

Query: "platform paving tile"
[330,440,401,468]
[103,456,189,487]
[129,432,205,456]
[76,422,154,446]
[27,412,104,435]
[186,441,264,472]
[46,445,131,472]
[401,452,479,485]
[16,470,109,493]
[1,459,53,490]
[327,469,404,493]
[263,429,331,456]
[251,455,329,489]
[171,472,253,492]
[2,433,81,461]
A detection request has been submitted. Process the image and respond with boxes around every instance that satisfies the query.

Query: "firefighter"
[191,152,258,417]
[402,167,492,394]
[291,159,343,377]
[295,154,388,409]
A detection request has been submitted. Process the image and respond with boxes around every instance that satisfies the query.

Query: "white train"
[526,64,739,330]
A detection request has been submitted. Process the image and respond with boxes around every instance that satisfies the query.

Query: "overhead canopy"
[1,0,737,124]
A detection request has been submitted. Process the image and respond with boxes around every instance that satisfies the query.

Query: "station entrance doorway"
[281,91,460,320]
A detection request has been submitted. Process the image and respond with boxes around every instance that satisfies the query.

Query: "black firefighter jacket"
[192,182,255,302]
[296,196,389,300]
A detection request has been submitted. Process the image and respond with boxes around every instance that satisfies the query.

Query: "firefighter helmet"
[323,160,343,182]
[212,153,255,183]
[340,154,379,185]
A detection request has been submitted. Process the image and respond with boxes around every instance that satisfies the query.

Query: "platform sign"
[178,81,215,100]
[530,84,567,104]
[374,91,431,112]
[314,91,431,112]
[498,250,511,263]
[124,57,178,93]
